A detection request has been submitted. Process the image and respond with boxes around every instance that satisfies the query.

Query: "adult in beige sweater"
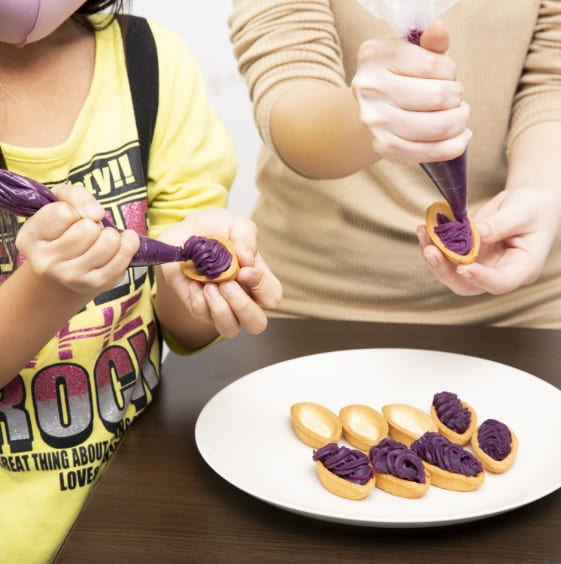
[229,0,561,327]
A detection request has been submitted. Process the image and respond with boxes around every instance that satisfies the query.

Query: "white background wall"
[131,0,261,217]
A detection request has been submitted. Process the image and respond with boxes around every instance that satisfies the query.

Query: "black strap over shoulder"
[117,14,159,184]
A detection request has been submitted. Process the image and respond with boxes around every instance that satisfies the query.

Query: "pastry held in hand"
[180,234,239,283]
[425,201,480,264]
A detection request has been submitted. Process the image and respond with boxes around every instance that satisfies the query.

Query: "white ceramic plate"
[195,349,561,527]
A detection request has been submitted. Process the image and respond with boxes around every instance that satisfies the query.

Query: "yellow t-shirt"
[0,16,235,563]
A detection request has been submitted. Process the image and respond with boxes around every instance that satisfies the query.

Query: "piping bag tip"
[420,149,468,221]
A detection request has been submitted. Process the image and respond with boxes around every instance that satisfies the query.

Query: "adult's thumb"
[420,19,449,54]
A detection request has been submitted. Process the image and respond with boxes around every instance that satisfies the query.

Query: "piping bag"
[355,0,467,221]
[0,168,188,267]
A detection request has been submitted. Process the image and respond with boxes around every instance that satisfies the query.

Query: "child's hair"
[76,0,127,14]
[73,0,131,30]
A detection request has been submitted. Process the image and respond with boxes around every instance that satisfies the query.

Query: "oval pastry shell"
[315,460,375,500]
[430,400,477,446]
[425,201,480,265]
[381,404,438,447]
[290,402,342,449]
[374,471,431,499]
[421,461,485,492]
[339,404,389,452]
[471,425,518,474]
[180,233,240,283]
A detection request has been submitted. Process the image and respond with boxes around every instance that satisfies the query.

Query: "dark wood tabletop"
[55,318,561,564]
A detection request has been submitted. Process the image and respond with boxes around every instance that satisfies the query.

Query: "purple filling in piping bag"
[0,168,189,267]
[407,28,468,222]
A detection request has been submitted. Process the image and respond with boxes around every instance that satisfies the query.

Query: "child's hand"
[15,184,140,299]
[156,208,282,339]
[417,183,561,295]
[351,20,471,165]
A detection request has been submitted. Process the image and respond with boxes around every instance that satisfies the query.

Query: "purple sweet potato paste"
[183,235,232,279]
[313,443,374,485]
[411,432,483,477]
[477,419,512,461]
[369,437,426,483]
[434,213,473,255]
[0,168,190,267]
[433,391,471,433]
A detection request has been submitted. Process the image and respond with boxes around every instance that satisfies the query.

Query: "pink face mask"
[0,0,87,46]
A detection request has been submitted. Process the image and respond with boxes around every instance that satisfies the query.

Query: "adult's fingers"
[358,96,469,141]
[456,252,541,294]
[355,38,456,81]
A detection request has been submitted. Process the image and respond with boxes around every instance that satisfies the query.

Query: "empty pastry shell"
[430,400,477,446]
[339,404,389,452]
[290,402,342,449]
[381,404,438,447]
[425,201,480,265]
[180,233,240,283]
[471,425,519,474]
[314,460,376,500]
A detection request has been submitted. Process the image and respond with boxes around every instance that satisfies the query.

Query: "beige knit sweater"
[229,0,561,327]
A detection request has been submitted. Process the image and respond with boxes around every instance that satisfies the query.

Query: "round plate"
[195,349,561,527]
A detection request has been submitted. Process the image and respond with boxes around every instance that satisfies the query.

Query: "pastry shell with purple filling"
[430,400,477,446]
[314,460,376,500]
[425,201,480,265]
[180,233,240,283]
[471,425,519,474]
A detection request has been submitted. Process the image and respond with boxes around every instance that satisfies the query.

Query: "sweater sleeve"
[507,0,561,151]
[228,0,346,151]
[145,20,236,239]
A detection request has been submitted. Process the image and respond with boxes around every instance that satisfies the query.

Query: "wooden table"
[56,318,561,564]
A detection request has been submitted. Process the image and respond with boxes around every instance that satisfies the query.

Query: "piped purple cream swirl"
[313,443,374,485]
[477,419,512,461]
[433,391,471,433]
[411,432,482,477]
[434,213,473,255]
[182,236,232,280]
[369,438,426,483]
